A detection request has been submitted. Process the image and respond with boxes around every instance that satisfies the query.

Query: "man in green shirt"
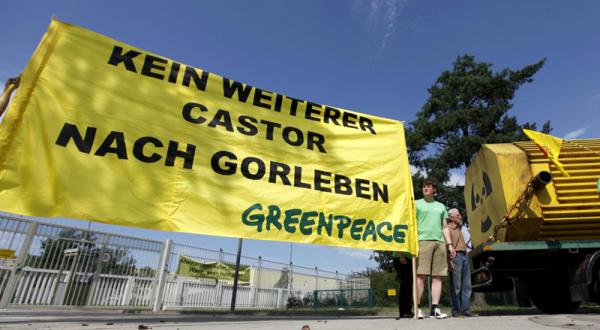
[415,180,456,319]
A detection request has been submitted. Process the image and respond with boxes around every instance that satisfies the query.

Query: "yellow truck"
[466,139,600,313]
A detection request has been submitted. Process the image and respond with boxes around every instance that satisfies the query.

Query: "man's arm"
[0,76,21,117]
[443,218,456,258]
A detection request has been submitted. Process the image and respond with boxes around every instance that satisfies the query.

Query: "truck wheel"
[526,276,580,314]
[593,267,600,303]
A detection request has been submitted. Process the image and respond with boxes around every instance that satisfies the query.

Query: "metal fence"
[0,215,369,311]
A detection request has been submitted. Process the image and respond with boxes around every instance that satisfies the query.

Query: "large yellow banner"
[0,19,417,254]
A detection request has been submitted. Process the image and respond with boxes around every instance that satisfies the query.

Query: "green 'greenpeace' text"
[241,203,407,243]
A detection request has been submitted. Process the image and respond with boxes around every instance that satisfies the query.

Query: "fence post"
[86,234,110,307]
[351,275,355,306]
[217,248,224,307]
[175,276,185,305]
[0,221,38,309]
[121,276,135,306]
[251,256,262,307]
[153,239,173,312]
[287,263,291,295]
[336,271,342,307]
[315,266,319,292]
[287,262,294,299]
[276,288,283,308]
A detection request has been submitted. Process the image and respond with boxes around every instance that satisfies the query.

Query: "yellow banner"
[523,129,569,176]
[0,249,15,259]
[176,256,250,283]
[0,19,417,254]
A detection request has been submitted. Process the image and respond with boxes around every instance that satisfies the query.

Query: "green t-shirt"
[416,198,448,241]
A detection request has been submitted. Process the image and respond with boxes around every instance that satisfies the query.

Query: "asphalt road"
[0,310,599,330]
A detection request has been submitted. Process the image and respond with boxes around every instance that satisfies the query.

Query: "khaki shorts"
[417,240,448,276]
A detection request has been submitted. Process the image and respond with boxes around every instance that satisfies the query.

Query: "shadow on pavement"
[476,305,600,316]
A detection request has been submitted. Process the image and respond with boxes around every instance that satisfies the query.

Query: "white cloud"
[354,0,408,62]
[410,166,465,186]
[564,127,588,140]
[336,247,373,259]
[409,164,422,175]
[447,171,465,187]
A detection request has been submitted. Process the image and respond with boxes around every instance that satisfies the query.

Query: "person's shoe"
[462,310,479,317]
[451,310,460,317]
[417,309,424,319]
[431,307,447,319]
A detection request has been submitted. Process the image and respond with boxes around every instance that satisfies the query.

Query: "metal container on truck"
[465,139,600,313]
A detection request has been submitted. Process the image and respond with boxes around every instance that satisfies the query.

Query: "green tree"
[407,54,550,184]
[274,266,290,289]
[29,228,98,270]
[352,268,398,307]
[372,54,551,271]
[29,228,137,275]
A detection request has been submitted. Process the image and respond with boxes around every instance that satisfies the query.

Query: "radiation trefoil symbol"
[471,171,493,233]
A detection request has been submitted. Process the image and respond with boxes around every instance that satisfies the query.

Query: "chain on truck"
[466,139,600,313]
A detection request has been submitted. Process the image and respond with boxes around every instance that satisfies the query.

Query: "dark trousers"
[392,257,413,317]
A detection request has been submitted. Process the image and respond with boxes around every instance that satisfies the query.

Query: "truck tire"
[525,275,580,314]
[592,267,600,303]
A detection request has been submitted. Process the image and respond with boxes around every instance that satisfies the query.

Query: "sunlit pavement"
[1,310,600,330]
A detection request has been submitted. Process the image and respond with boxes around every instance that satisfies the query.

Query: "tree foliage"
[29,228,138,276]
[372,54,551,271]
[275,266,290,289]
[352,268,398,306]
[407,54,550,184]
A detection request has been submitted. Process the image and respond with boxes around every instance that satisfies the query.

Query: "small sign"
[63,248,79,256]
[0,249,16,259]
[387,288,397,297]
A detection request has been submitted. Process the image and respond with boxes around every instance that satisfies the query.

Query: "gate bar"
[0,222,38,309]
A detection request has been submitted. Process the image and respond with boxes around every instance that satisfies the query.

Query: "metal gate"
[0,215,371,311]
[0,216,164,309]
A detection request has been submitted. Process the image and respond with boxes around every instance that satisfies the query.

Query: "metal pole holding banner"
[412,257,418,319]
[230,238,243,312]
[0,221,37,309]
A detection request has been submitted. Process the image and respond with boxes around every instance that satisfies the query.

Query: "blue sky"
[1,0,599,273]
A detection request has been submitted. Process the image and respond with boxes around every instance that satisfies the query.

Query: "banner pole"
[230,238,243,312]
[412,257,418,319]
